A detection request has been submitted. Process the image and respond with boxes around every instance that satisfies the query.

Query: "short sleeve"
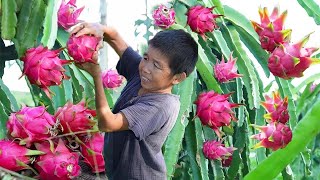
[116,47,142,80]
[120,102,166,141]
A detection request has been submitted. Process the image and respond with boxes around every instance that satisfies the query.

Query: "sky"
[3,0,320,92]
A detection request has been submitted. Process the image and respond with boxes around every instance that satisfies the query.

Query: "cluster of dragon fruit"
[152,3,319,167]
[0,0,124,179]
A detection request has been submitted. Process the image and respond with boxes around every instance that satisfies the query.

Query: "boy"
[72,23,198,179]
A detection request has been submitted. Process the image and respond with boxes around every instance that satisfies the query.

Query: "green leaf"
[15,0,46,57]
[297,0,320,25]
[164,72,195,179]
[293,72,320,94]
[223,5,259,42]
[173,1,188,26]
[1,0,17,40]
[0,78,19,111]
[221,25,261,109]
[0,102,8,139]
[194,119,209,180]
[244,99,320,180]
[41,0,61,48]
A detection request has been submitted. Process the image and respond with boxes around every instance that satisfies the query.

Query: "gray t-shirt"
[103,47,180,180]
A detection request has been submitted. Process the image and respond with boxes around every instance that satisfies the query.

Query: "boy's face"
[139,46,180,94]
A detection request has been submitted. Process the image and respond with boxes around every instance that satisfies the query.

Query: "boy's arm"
[71,23,128,57]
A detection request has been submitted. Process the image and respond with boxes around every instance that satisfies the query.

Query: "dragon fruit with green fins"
[268,33,320,79]
[54,101,97,133]
[67,35,100,64]
[79,133,105,173]
[214,53,242,83]
[58,0,84,30]
[21,46,70,98]
[261,91,289,124]
[0,140,44,171]
[194,91,241,137]
[202,140,236,160]
[6,106,60,147]
[35,139,81,180]
[101,69,124,89]
[186,5,222,38]
[251,7,292,52]
[152,4,175,29]
[251,122,292,151]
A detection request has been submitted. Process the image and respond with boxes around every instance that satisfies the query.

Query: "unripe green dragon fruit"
[268,33,320,79]
[261,91,289,124]
[194,91,241,137]
[186,5,222,38]
[21,46,70,98]
[251,7,292,52]
[251,122,292,151]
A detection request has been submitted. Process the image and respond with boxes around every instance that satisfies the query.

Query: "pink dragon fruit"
[261,91,289,124]
[6,106,59,147]
[214,53,242,83]
[58,0,84,30]
[54,101,96,133]
[222,156,233,167]
[0,140,44,171]
[101,69,124,89]
[67,35,100,64]
[79,133,105,173]
[21,46,70,98]
[152,4,175,29]
[251,7,292,52]
[194,91,241,137]
[186,5,222,38]
[35,139,81,180]
[268,33,320,79]
[202,140,235,160]
[251,122,292,151]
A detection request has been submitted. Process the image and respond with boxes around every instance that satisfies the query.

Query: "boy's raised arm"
[71,23,128,57]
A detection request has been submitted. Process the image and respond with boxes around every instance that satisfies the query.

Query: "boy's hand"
[71,22,104,39]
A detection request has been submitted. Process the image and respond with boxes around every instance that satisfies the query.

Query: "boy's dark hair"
[148,30,198,76]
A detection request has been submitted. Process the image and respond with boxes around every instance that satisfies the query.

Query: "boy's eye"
[154,63,161,69]
[143,57,148,61]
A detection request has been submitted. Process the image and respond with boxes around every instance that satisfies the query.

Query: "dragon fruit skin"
[251,7,292,52]
[261,91,289,124]
[6,106,58,147]
[54,101,97,133]
[268,33,320,79]
[101,69,124,89]
[67,35,100,64]
[202,140,235,161]
[35,139,81,180]
[186,5,222,38]
[152,4,175,29]
[21,45,70,98]
[79,133,105,173]
[251,122,292,151]
[214,53,242,83]
[58,0,84,30]
[194,91,241,137]
[0,140,43,171]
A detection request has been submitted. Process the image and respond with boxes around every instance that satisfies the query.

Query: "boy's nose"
[142,62,152,74]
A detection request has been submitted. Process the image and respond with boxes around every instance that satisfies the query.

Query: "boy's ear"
[172,72,187,85]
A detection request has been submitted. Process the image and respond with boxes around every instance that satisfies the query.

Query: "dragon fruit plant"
[54,101,97,134]
[194,91,241,137]
[58,0,84,30]
[20,46,70,98]
[186,5,222,38]
[152,4,175,29]
[101,69,124,89]
[67,35,100,64]
[0,140,44,171]
[214,53,242,83]
[251,7,292,52]
[268,33,320,79]
[6,106,60,147]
